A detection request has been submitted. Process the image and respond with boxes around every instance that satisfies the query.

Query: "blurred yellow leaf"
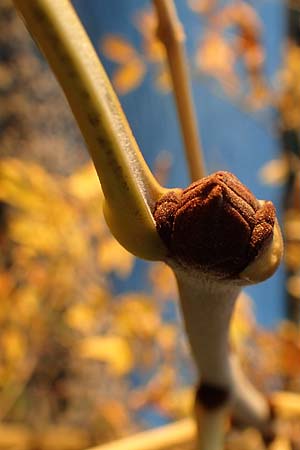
[278,321,299,342]
[269,437,292,450]
[10,209,88,261]
[157,324,177,353]
[83,285,110,310]
[98,236,134,278]
[134,9,165,63]
[161,386,194,417]
[144,39,166,63]
[9,218,62,255]
[196,31,239,94]
[0,272,13,299]
[99,400,131,431]
[0,159,61,211]
[271,391,300,420]
[284,210,300,241]
[116,294,160,338]
[278,42,300,129]
[149,263,177,300]
[187,0,216,14]
[285,242,300,272]
[1,328,26,362]
[287,275,300,300]
[13,286,39,323]
[230,292,255,348]
[112,58,146,95]
[259,158,289,185]
[65,304,97,333]
[276,322,300,377]
[78,336,133,375]
[155,67,171,92]
[101,35,137,63]
[66,162,102,201]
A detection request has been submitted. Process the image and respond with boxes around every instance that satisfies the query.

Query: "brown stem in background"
[86,418,195,450]
[153,0,206,182]
[84,392,300,450]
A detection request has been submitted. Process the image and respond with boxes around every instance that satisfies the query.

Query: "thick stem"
[176,271,237,387]
[195,404,229,450]
[174,268,271,448]
[175,270,235,450]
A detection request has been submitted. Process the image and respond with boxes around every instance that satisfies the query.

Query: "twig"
[85,417,196,450]
[153,0,206,182]
[85,391,300,450]
[196,404,229,450]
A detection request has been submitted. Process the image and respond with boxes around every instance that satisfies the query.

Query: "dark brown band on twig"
[195,382,230,410]
[153,171,276,277]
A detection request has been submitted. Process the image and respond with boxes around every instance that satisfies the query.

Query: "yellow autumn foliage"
[161,386,194,418]
[156,324,177,353]
[101,35,138,63]
[98,236,135,278]
[112,59,146,95]
[269,437,292,450]
[78,335,133,375]
[100,9,171,94]
[0,157,143,435]
[64,304,99,333]
[259,158,289,186]
[230,292,256,349]
[1,328,26,363]
[101,35,146,94]
[148,263,177,300]
[66,162,103,201]
[115,294,160,339]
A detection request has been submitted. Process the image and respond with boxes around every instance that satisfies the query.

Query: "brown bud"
[153,171,276,278]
